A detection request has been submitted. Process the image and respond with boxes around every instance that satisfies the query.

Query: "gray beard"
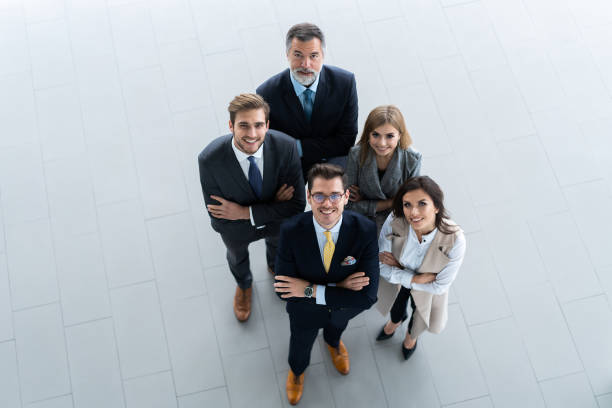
[290,68,319,86]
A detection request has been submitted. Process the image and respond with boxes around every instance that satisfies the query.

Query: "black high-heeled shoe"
[401,340,417,360]
[375,314,408,341]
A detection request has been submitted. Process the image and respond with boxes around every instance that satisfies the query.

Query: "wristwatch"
[304,284,314,298]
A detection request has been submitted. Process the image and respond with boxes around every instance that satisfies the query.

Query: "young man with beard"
[274,164,379,405]
[198,93,305,322]
[256,23,358,174]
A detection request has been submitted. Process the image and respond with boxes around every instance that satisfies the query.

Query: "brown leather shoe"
[327,340,350,375]
[233,286,252,322]
[286,369,304,405]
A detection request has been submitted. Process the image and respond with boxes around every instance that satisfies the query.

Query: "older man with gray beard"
[256,22,359,177]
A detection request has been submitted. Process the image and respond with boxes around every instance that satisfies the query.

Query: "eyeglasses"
[311,193,344,203]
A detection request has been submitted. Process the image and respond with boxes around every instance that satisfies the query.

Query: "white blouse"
[378,213,466,295]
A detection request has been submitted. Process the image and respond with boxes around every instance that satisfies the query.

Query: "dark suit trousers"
[220,227,279,289]
[288,304,363,375]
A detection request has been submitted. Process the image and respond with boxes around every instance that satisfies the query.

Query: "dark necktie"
[303,89,314,122]
[247,156,263,199]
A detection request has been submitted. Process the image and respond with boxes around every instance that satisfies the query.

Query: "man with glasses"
[274,163,379,405]
[256,23,358,176]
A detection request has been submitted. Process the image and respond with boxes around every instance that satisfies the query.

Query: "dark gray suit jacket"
[198,130,306,238]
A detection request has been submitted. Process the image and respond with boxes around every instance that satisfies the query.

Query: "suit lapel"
[364,150,385,199]
[327,214,353,277]
[261,135,277,199]
[301,216,328,275]
[310,66,328,129]
[223,137,257,199]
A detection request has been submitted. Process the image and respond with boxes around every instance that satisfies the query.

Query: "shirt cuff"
[249,206,265,229]
[315,284,326,305]
[296,140,303,158]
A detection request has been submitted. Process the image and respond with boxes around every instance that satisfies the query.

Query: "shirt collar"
[409,225,438,244]
[313,214,343,234]
[290,69,320,97]
[230,136,264,162]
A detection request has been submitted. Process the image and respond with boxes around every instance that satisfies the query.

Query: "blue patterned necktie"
[247,156,263,199]
[303,88,314,122]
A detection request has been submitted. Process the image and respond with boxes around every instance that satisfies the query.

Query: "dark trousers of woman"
[389,287,416,331]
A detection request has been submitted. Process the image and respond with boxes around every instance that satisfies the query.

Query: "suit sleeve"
[274,223,315,304]
[198,154,223,210]
[301,74,358,161]
[324,223,379,309]
[345,148,378,217]
[250,141,306,226]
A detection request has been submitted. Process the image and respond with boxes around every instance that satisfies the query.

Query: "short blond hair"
[228,93,270,124]
[357,105,412,165]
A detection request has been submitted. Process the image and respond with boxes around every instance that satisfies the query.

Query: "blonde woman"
[345,105,422,233]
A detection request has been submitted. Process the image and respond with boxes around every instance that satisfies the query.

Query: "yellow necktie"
[323,231,335,273]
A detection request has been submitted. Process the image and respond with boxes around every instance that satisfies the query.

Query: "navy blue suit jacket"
[256,65,358,171]
[275,211,379,312]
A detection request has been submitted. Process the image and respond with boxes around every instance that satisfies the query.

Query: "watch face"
[304,286,313,297]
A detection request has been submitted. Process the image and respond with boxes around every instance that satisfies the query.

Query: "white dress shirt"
[312,215,343,305]
[378,213,466,295]
[230,139,264,227]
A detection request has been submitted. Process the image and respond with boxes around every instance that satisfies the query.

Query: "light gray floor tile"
[526,0,581,47]
[65,319,124,408]
[110,282,171,379]
[190,0,241,55]
[508,283,582,380]
[529,212,602,302]
[470,318,545,408]
[565,0,612,28]
[0,72,37,149]
[387,83,452,158]
[323,326,386,408]
[121,67,171,129]
[0,254,13,341]
[178,387,230,408]
[66,0,115,61]
[272,1,319,30]
[14,304,71,403]
[598,265,612,302]
[443,396,493,408]
[583,24,612,103]
[45,157,97,238]
[204,266,269,357]
[563,180,612,270]
[358,0,402,21]
[88,142,140,206]
[191,209,228,270]
[241,24,286,87]
[580,117,612,191]
[159,39,211,113]
[598,393,612,407]
[227,0,277,31]
[36,85,86,162]
[563,295,612,395]
[146,212,205,301]
[0,146,48,225]
[374,340,440,408]
[23,0,65,23]
[424,304,488,405]
[55,234,111,326]
[161,295,224,395]
[124,371,177,408]
[97,200,155,288]
[25,395,74,408]
[471,65,534,142]
[0,8,30,77]
[366,18,424,89]
[27,19,75,89]
[108,3,159,72]
[444,1,507,71]
[6,219,59,310]
[277,363,334,408]
[150,0,197,46]
[0,341,22,408]
[453,232,512,326]
[133,139,190,219]
[224,348,283,408]
[482,0,536,53]
[400,0,457,60]
[540,372,598,408]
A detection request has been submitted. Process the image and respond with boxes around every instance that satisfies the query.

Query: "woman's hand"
[411,273,436,285]
[379,251,402,268]
[348,185,362,202]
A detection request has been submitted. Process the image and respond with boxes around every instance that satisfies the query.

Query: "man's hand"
[274,275,311,299]
[411,272,436,285]
[348,185,361,202]
[275,184,295,202]
[379,251,402,268]
[207,195,250,220]
[337,272,370,291]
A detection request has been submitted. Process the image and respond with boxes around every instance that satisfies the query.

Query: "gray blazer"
[345,145,422,219]
[198,130,306,239]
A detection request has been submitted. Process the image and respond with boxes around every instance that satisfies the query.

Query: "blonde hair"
[357,105,412,165]
[228,93,270,124]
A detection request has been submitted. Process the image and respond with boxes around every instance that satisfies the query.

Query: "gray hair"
[285,23,326,53]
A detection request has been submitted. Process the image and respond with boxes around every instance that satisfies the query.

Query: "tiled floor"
[1,0,611,407]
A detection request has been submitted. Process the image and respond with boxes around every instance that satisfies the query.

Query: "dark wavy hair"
[391,176,456,234]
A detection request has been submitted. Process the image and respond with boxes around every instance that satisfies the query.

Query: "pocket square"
[341,256,356,266]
